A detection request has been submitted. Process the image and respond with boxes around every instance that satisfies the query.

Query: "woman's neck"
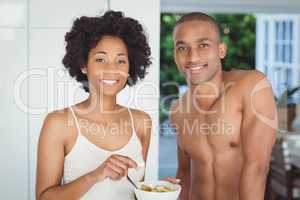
[79,92,123,117]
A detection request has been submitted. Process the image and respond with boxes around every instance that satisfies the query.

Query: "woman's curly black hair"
[62,10,152,92]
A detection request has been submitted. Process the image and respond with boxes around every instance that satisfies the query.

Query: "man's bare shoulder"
[224,69,266,83]
[224,69,269,92]
[225,70,274,113]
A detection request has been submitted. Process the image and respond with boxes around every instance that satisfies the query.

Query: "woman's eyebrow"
[94,51,127,56]
[117,53,127,56]
[94,51,106,55]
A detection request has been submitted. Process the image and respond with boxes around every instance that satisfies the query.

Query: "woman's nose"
[106,61,117,69]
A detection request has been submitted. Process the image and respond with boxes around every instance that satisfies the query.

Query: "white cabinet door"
[0,27,28,200]
[30,0,108,28]
[0,0,25,28]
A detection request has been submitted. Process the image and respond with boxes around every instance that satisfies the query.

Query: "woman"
[36,10,152,200]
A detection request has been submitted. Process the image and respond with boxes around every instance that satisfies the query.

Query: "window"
[256,15,300,100]
[264,21,269,61]
[286,68,293,89]
[274,20,293,64]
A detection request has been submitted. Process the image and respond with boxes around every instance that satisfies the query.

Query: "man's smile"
[185,63,208,74]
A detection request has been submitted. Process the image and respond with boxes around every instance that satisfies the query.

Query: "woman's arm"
[136,111,152,162]
[132,110,152,178]
[36,111,97,200]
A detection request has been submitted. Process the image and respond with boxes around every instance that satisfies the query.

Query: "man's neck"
[188,69,224,111]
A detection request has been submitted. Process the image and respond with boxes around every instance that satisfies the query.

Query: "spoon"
[127,175,138,189]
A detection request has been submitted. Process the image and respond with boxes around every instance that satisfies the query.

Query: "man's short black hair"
[62,10,152,92]
[173,12,221,40]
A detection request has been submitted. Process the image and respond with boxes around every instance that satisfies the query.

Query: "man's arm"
[170,100,191,200]
[239,71,277,200]
[176,143,191,200]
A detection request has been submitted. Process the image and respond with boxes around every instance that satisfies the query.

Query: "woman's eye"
[117,60,126,64]
[96,58,105,63]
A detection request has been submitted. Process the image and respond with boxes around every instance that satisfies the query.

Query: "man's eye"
[199,43,209,48]
[177,46,188,52]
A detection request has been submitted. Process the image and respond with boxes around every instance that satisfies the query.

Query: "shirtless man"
[169,12,277,200]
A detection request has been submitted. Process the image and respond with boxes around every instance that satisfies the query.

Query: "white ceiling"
[161,0,300,13]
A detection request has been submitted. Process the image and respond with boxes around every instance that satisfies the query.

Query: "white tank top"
[63,106,146,200]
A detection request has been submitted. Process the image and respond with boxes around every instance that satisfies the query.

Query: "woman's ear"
[81,66,87,74]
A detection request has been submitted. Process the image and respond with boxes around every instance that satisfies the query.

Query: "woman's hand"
[90,155,137,182]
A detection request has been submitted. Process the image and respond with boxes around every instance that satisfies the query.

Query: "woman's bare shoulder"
[129,108,151,122]
[39,107,75,144]
[128,108,152,139]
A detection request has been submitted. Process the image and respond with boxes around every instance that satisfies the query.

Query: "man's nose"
[187,48,201,63]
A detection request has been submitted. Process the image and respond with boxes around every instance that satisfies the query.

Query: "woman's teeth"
[100,79,118,85]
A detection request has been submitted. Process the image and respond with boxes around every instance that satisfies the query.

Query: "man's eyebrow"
[175,38,211,46]
[196,38,210,42]
[175,41,186,46]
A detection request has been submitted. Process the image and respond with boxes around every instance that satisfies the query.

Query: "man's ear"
[173,47,179,67]
[218,42,227,59]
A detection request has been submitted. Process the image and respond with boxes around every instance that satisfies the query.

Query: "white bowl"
[134,180,181,200]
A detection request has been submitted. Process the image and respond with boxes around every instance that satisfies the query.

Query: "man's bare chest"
[176,93,243,157]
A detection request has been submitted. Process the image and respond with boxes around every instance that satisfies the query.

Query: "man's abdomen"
[214,149,243,200]
[190,149,243,200]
